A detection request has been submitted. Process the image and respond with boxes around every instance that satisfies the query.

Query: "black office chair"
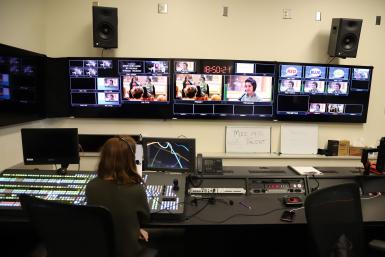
[19,194,158,257]
[305,183,365,257]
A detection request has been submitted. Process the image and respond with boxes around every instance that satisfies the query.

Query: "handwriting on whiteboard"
[226,126,271,153]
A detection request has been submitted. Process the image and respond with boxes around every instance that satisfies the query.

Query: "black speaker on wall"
[92,6,118,49]
[328,18,362,58]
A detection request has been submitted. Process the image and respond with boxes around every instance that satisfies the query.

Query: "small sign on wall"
[225,126,271,153]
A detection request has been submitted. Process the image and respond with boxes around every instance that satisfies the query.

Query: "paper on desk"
[289,166,323,175]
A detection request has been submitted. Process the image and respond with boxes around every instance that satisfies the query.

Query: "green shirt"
[86,178,150,257]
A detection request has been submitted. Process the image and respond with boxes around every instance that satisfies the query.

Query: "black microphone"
[238,92,246,101]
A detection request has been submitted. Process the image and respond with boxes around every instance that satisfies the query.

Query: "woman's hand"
[139,228,149,242]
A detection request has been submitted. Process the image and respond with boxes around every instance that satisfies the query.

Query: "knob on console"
[172,179,179,191]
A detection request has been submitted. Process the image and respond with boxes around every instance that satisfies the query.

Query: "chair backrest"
[19,194,115,257]
[305,183,365,257]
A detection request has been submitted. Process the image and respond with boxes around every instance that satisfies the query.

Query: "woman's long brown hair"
[97,136,142,184]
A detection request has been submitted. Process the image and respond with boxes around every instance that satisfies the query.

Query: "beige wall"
[0,0,384,170]
[0,0,45,53]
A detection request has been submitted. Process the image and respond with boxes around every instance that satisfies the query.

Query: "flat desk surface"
[1,166,385,226]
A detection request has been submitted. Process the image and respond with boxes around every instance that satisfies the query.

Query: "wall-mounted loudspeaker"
[92,6,118,49]
[328,18,362,58]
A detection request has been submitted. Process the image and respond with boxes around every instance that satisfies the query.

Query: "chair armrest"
[369,239,385,252]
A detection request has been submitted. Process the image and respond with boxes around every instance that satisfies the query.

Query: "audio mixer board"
[0,169,186,221]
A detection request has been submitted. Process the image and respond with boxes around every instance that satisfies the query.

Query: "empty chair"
[305,183,365,257]
[19,194,157,257]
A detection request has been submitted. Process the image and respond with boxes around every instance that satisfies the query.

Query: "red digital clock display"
[203,65,233,74]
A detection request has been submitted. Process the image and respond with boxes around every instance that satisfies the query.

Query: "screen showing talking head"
[142,137,196,173]
[224,75,272,102]
[276,62,373,123]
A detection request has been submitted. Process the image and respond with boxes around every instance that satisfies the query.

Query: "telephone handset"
[196,154,223,174]
[196,153,203,173]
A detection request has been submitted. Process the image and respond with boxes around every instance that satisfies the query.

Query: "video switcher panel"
[0,169,186,220]
[0,169,96,208]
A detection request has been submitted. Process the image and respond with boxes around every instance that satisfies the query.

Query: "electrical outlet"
[283,9,292,19]
[315,11,321,21]
[158,3,168,14]
[223,6,228,17]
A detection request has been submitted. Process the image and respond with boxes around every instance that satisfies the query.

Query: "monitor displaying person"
[327,82,348,95]
[225,75,272,102]
[279,79,301,94]
[303,80,325,94]
[175,74,222,101]
[122,75,168,102]
[175,61,195,73]
[309,103,326,113]
[327,103,344,113]
[97,77,119,90]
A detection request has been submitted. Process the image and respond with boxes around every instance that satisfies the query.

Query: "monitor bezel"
[21,128,80,165]
[275,61,373,123]
[142,137,196,173]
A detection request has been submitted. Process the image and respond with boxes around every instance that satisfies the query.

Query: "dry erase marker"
[239,201,252,210]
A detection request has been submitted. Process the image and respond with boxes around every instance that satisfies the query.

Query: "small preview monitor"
[175,61,195,73]
[279,79,301,94]
[305,66,327,79]
[328,67,349,80]
[21,128,80,167]
[303,80,325,94]
[280,64,303,78]
[142,137,196,173]
[327,81,348,95]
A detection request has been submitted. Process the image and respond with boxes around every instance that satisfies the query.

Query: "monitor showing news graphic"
[305,66,327,79]
[328,67,349,80]
[280,65,303,79]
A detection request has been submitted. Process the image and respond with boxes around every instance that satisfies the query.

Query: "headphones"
[117,136,135,155]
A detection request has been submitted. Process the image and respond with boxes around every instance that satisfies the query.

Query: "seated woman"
[86,136,151,257]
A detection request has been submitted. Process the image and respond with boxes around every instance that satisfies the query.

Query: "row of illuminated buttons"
[0,196,87,207]
[160,198,179,211]
[2,173,96,179]
[148,197,179,211]
[0,177,91,184]
[0,189,81,195]
[164,185,176,197]
[146,185,163,197]
[0,184,84,190]
[146,185,177,198]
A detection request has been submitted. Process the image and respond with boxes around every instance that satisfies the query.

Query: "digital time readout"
[202,65,233,74]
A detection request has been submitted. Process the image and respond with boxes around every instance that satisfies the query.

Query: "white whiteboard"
[225,126,271,153]
[280,124,318,154]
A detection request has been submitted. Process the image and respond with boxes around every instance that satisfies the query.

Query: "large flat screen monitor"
[0,44,45,126]
[68,58,171,118]
[173,59,276,120]
[142,137,196,173]
[275,63,373,122]
[21,128,80,173]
